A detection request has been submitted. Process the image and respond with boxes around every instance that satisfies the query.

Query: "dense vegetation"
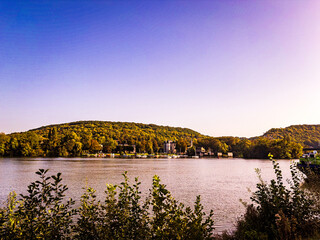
[263,124,320,148]
[198,136,303,159]
[216,156,320,240]
[0,169,214,240]
[230,157,320,240]
[0,121,313,159]
[0,121,202,157]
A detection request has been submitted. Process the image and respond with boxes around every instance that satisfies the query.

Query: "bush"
[0,169,76,239]
[73,172,150,239]
[74,172,214,240]
[0,170,214,239]
[233,155,320,240]
[149,175,214,239]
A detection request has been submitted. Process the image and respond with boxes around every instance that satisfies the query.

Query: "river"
[0,158,295,233]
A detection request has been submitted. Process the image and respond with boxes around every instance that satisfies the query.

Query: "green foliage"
[0,121,309,159]
[176,138,188,153]
[0,169,76,239]
[74,172,150,239]
[0,169,215,239]
[150,175,214,239]
[0,121,201,157]
[187,146,196,156]
[196,136,303,159]
[197,137,229,154]
[263,124,320,148]
[233,155,320,240]
[242,137,303,159]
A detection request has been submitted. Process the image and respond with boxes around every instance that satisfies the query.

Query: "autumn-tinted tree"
[0,121,308,158]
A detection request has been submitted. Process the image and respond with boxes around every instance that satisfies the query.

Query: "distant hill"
[263,125,320,148]
[0,121,203,157]
[30,120,203,141]
[0,121,318,158]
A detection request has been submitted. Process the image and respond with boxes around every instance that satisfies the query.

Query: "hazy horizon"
[1,1,320,137]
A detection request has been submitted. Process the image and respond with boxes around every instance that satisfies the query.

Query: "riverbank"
[84,153,227,159]
[0,121,308,160]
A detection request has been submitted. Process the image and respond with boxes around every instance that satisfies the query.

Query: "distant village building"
[227,152,233,158]
[196,147,206,157]
[164,140,176,154]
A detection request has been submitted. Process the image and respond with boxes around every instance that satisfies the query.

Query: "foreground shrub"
[233,155,320,240]
[0,169,76,240]
[73,172,150,240]
[74,172,214,240]
[149,175,214,239]
[0,170,214,239]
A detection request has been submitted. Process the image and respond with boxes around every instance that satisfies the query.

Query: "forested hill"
[0,121,318,159]
[263,125,320,148]
[0,121,203,157]
[35,120,202,140]
[31,120,202,137]
[35,120,203,140]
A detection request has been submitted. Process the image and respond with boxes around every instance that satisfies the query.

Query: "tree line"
[263,124,320,148]
[0,121,306,159]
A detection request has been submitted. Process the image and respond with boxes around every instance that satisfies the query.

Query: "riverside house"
[164,140,176,154]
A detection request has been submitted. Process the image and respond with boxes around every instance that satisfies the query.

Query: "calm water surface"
[0,158,295,232]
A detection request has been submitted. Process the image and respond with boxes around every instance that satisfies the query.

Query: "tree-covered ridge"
[263,124,320,148]
[0,121,203,157]
[31,120,203,141]
[0,121,310,159]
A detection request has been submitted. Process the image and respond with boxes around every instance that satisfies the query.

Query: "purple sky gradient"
[1,1,320,137]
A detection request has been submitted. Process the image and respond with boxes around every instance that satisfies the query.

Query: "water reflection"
[0,158,293,232]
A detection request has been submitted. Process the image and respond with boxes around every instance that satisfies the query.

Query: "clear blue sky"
[1,1,320,137]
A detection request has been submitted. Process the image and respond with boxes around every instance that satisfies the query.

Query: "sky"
[1,0,320,137]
